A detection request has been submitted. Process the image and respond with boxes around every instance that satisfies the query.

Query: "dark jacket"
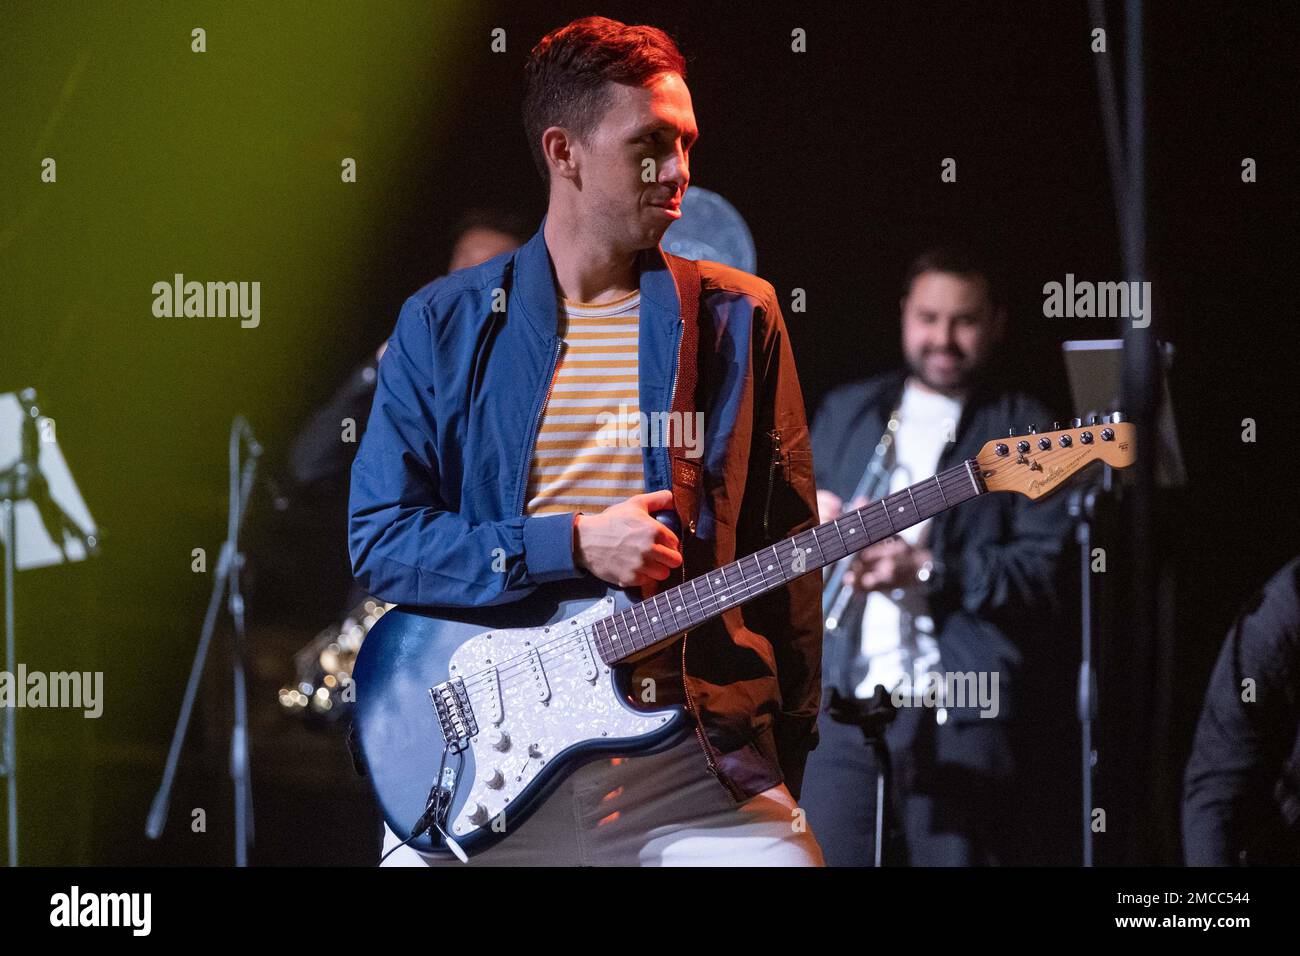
[348,218,822,801]
[1183,557,1300,865]
[809,370,1074,722]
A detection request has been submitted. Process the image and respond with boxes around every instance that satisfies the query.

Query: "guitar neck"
[591,459,987,665]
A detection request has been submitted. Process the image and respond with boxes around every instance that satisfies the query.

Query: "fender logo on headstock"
[1028,450,1088,495]
[1029,466,1067,495]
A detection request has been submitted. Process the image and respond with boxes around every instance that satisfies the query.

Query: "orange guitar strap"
[663,253,704,574]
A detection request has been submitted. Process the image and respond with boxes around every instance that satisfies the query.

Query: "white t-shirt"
[854,380,963,698]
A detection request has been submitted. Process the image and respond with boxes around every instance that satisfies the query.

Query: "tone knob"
[489,729,511,752]
[467,803,490,825]
[485,769,505,790]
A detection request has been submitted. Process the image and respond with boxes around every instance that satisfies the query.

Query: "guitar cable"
[378,748,470,864]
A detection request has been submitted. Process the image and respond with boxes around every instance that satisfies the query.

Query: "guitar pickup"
[525,647,551,703]
[576,630,599,683]
[483,662,503,726]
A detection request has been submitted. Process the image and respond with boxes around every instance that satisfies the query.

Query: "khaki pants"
[379,736,825,867]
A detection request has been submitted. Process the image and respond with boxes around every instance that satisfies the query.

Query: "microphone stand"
[1066,411,1128,868]
[146,417,261,865]
[827,685,898,866]
[1068,454,1113,868]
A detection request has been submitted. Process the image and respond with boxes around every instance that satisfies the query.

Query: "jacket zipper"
[762,428,783,541]
[665,318,682,492]
[519,338,563,515]
[666,281,740,797]
[670,280,743,806]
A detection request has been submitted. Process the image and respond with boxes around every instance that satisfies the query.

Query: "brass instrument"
[822,408,900,695]
[278,597,393,722]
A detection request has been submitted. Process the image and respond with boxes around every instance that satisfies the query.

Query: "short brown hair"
[903,244,1006,309]
[522,16,687,183]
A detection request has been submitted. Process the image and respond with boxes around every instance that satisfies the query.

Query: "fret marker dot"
[630,626,636,632]
[651,617,657,623]
[849,528,856,534]
[675,605,682,611]
[767,565,773,571]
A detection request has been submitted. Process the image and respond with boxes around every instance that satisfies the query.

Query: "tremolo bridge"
[429,678,477,753]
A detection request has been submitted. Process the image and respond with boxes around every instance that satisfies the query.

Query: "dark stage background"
[1,1,1296,865]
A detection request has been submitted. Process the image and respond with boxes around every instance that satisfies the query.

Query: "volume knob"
[485,769,505,790]
[489,729,511,752]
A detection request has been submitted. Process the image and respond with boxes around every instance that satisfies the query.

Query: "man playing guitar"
[349,16,826,866]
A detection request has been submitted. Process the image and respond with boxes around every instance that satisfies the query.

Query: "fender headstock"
[975,414,1136,499]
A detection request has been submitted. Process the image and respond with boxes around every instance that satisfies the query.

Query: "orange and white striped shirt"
[525,290,646,516]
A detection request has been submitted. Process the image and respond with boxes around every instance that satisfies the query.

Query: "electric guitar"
[351,416,1136,858]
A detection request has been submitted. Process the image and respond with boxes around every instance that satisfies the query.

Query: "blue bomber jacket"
[348,218,823,802]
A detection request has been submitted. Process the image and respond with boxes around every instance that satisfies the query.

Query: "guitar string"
[452,477,963,699]
[451,470,972,699]
[452,471,969,701]
[449,473,970,701]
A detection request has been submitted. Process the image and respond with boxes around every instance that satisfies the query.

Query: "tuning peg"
[1027,424,1037,434]
[1088,414,1098,426]
[1110,411,1124,423]
[1070,417,1082,428]
[1052,422,1061,431]
[1008,427,1017,437]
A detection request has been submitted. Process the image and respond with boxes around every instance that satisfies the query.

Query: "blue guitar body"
[350,575,692,858]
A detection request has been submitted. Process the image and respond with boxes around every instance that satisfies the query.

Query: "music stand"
[1061,339,1184,866]
[0,389,100,866]
[1063,339,1184,487]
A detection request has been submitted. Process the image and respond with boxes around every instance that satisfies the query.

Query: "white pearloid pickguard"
[444,594,674,837]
